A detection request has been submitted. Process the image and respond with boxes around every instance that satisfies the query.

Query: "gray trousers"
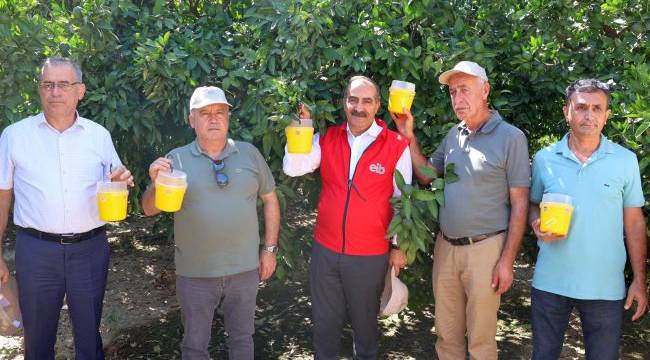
[310,241,389,360]
[176,269,259,360]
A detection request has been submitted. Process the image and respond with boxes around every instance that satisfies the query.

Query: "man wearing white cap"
[393,61,530,359]
[142,86,280,359]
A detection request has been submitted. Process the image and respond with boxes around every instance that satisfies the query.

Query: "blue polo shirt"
[530,134,644,300]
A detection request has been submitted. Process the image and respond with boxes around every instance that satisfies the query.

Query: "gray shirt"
[430,111,530,238]
[169,139,276,277]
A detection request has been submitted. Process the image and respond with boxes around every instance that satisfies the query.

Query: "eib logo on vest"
[369,163,386,175]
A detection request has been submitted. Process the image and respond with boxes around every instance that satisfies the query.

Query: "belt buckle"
[467,237,474,245]
[60,233,76,245]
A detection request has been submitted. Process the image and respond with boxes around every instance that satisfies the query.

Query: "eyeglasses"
[212,159,229,188]
[39,81,81,91]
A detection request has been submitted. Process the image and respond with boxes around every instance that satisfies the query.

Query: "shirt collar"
[190,138,239,159]
[346,119,382,139]
[456,110,502,135]
[37,112,85,131]
[555,133,613,160]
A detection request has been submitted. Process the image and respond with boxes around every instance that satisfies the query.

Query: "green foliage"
[1,0,649,287]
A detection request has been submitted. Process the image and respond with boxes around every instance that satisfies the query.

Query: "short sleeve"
[429,136,446,173]
[529,154,544,204]
[252,146,276,196]
[505,130,531,188]
[0,127,15,189]
[622,153,645,208]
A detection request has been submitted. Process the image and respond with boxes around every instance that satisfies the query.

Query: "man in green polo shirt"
[141,86,280,360]
[529,79,647,359]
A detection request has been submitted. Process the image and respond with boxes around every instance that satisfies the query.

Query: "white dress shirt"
[0,113,123,233]
[283,120,412,195]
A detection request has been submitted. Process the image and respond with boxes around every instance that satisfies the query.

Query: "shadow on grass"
[105,263,650,360]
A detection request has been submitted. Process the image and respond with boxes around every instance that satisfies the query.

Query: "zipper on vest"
[341,140,377,254]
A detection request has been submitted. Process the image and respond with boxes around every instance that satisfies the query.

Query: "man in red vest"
[283,76,412,359]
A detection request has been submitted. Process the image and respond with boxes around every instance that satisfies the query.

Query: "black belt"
[442,230,506,246]
[17,226,106,245]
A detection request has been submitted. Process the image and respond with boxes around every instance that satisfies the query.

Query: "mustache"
[350,110,369,117]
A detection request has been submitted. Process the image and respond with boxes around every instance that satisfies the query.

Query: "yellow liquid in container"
[540,202,573,236]
[97,190,128,222]
[286,126,314,154]
[155,183,187,212]
[388,88,415,114]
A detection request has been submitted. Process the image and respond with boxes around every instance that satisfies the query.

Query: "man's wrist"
[261,244,279,254]
[498,252,516,267]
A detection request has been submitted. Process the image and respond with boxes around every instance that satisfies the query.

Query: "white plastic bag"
[0,276,22,336]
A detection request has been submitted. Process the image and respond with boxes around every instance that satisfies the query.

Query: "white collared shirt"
[0,113,123,233]
[282,120,412,197]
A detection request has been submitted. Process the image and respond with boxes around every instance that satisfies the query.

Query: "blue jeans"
[531,287,624,360]
[15,230,109,360]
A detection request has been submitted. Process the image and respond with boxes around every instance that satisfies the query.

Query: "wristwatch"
[261,244,279,254]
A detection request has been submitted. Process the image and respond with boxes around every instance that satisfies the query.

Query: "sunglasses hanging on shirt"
[211,159,229,188]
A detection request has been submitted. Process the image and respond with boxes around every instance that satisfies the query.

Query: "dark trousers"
[531,287,624,360]
[310,241,389,360]
[15,230,110,360]
[176,270,260,360]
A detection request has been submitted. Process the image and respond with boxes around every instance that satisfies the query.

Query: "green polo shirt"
[167,139,276,278]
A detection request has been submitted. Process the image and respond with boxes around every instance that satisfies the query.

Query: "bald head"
[345,75,380,100]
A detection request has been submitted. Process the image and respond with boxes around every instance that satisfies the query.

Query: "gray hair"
[40,57,83,82]
[345,75,380,100]
[565,79,611,108]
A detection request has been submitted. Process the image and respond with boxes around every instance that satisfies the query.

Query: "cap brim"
[191,100,232,110]
[438,69,466,85]
[379,268,409,316]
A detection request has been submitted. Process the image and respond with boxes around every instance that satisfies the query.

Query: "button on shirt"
[530,134,644,300]
[0,113,123,233]
[283,120,412,197]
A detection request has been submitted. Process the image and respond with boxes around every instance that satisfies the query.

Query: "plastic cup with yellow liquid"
[155,170,188,212]
[285,118,314,154]
[539,193,574,237]
[97,181,128,222]
[388,80,416,114]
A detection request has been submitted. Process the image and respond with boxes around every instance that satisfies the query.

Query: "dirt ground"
[1,215,649,359]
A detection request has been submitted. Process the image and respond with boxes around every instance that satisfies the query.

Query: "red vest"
[314,119,409,255]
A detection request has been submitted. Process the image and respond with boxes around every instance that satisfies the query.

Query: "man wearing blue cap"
[142,86,280,360]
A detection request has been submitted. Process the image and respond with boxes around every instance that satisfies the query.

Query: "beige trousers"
[432,232,505,360]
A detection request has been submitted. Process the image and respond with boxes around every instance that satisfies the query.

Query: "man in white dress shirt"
[0,57,133,360]
[283,76,411,359]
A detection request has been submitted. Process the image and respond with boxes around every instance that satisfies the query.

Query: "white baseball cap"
[379,267,409,316]
[438,61,488,85]
[189,86,231,110]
